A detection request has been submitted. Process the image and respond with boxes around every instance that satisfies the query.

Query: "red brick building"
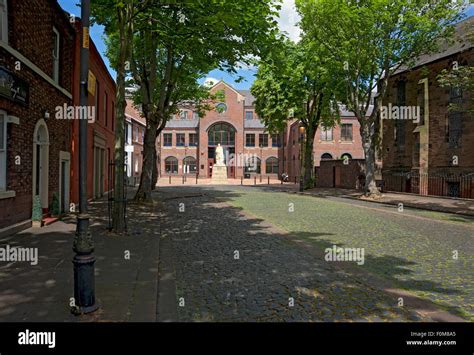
[283,107,366,182]
[125,98,146,185]
[157,81,282,179]
[0,0,75,233]
[381,17,473,198]
[70,19,116,203]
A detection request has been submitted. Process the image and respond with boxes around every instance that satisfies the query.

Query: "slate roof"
[394,17,473,75]
[165,119,199,129]
[237,90,256,106]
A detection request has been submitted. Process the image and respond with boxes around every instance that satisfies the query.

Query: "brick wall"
[0,0,75,229]
[316,159,366,190]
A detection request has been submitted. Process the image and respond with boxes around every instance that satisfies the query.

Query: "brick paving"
[158,186,436,322]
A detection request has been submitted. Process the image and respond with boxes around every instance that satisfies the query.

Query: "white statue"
[215,144,225,166]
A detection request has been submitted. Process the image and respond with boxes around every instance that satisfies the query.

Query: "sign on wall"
[0,66,29,105]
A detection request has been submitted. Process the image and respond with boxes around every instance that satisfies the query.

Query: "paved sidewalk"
[256,185,474,217]
[0,189,161,322]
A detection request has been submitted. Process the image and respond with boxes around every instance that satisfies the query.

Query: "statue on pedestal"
[215,144,225,166]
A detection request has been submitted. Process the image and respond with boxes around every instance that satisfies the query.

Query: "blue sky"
[59,0,473,90]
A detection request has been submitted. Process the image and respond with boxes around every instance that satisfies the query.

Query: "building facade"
[381,17,473,198]
[157,81,282,179]
[0,0,75,232]
[283,109,366,182]
[71,19,116,203]
[125,98,146,186]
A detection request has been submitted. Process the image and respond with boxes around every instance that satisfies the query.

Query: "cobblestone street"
[156,185,468,322]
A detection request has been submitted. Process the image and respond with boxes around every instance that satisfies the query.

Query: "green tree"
[252,39,343,188]
[297,0,465,196]
[91,0,153,232]
[438,65,474,114]
[124,1,281,201]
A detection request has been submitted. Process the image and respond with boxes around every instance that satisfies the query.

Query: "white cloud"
[276,0,301,42]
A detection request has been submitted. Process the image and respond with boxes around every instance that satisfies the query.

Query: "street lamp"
[184,145,188,182]
[259,142,263,183]
[299,124,306,192]
[72,0,98,315]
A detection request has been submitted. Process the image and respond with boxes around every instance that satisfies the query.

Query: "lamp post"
[72,0,98,315]
[259,142,263,183]
[299,124,306,192]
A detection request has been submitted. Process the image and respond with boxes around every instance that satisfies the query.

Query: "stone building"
[125,98,146,186]
[0,0,75,234]
[381,17,473,198]
[157,81,282,179]
[283,107,366,183]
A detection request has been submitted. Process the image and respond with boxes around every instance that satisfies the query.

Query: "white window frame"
[0,0,8,44]
[0,110,7,191]
[52,27,60,83]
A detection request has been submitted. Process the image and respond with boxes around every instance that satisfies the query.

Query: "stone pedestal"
[211,164,228,184]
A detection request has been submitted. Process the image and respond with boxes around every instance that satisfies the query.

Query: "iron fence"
[381,172,474,199]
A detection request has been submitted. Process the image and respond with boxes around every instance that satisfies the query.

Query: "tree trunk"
[134,120,158,202]
[360,120,380,196]
[151,148,158,191]
[113,80,126,232]
[303,128,316,189]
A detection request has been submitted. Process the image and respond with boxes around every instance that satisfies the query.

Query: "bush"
[32,195,43,221]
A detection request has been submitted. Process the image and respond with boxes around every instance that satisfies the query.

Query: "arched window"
[341,153,352,160]
[183,156,197,174]
[321,153,333,160]
[208,122,235,146]
[265,157,279,174]
[244,156,261,174]
[165,157,178,174]
[216,103,227,114]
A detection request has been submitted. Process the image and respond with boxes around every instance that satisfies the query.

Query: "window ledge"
[0,190,16,200]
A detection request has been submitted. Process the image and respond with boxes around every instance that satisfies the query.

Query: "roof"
[244,119,266,129]
[165,119,199,129]
[237,90,256,106]
[394,17,473,75]
[125,99,146,125]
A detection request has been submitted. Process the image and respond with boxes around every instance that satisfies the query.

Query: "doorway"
[32,119,49,211]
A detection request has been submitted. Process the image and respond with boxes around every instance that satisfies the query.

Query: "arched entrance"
[32,119,49,210]
[207,122,236,178]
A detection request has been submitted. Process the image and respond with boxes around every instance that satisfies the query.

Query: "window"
[395,80,406,146]
[216,103,227,114]
[135,126,139,142]
[259,133,268,147]
[272,134,282,147]
[266,157,279,174]
[208,123,235,146]
[104,92,108,127]
[176,133,185,146]
[189,133,198,146]
[165,157,178,174]
[141,128,145,143]
[52,27,60,83]
[95,81,100,122]
[245,111,253,120]
[245,134,255,147]
[111,102,115,131]
[0,111,6,190]
[320,127,333,141]
[341,124,353,142]
[448,112,462,148]
[0,0,8,43]
[183,156,197,174]
[193,111,199,120]
[163,133,172,147]
[244,157,261,174]
[321,153,333,160]
[180,111,188,119]
[341,153,352,160]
